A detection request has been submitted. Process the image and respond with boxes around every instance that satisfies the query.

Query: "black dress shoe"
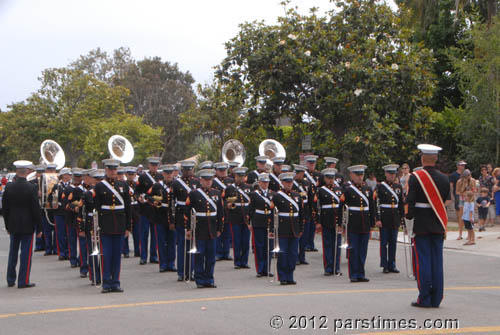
[8,283,15,287]
[44,252,51,256]
[311,248,318,252]
[358,277,370,282]
[335,272,342,276]
[159,268,168,273]
[205,283,217,288]
[123,254,129,258]
[389,268,400,273]
[177,276,184,282]
[324,272,333,276]
[167,268,177,272]
[139,260,147,265]
[111,287,124,293]
[196,284,205,288]
[383,268,390,273]
[58,256,65,261]
[234,266,241,269]
[18,283,36,289]
[280,281,288,285]
[287,280,297,285]
[101,288,112,293]
[256,273,263,278]
[80,273,87,278]
[150,260,159,264]
[300,261,309,265]
[223,256,233,261]
[71,264,78,268]
[241,265,250,269]
[411,301,431,308]
[268,273,274,277]
[350,278,359,282]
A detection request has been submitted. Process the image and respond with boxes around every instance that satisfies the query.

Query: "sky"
[0,0,340,110]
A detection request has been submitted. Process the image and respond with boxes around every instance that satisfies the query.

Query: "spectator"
[462,191,475,245]
[487,163,494,175]
[449,161,466,239]
[400,163,411,195]
[476,188,491,232]
[456,169,476,240]
[478,164,496,227]
[492,168,500,227]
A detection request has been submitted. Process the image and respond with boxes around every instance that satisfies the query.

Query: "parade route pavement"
[1,218,499,335]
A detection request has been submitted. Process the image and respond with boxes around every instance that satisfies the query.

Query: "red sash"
[412,169,448,232]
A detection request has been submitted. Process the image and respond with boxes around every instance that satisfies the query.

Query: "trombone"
[90,209,102,287]
[402,218,415,279]
[184,209,198,283]
[268,208,281,283]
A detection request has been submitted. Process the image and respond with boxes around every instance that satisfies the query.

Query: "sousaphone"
[222,139,246,167]
[108,135,134,163]
[258,139,286,166]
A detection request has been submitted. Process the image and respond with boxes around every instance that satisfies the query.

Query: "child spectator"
[476,188,491,232]
[462,191,475,245]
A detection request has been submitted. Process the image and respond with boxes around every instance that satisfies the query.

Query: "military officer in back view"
[3,160,42,288]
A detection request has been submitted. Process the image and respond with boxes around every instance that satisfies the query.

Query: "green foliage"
[449,16,500,167]
[209,0,437,171]
[0,67,162,168]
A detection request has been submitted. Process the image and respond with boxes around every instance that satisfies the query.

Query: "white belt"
[175,200,186,206]
[161,203,169,207]
[131,201,138,205]
[322,204,339,209]
[233,203,249,207]
[255,209,271,215]
[278,212,299,217]
[303,200,308,204]
[415,202,431,208]
[196,212,217,217]
[380,204,398,208]
[88,213,93,217]
[58,202,62,206]
[101,205,125,210]
[349,207,369,211]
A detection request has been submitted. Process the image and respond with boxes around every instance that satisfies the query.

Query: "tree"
[70,49,197,163]
[0,67,162,168]
[450,16,500,166]
[211,0,437,170]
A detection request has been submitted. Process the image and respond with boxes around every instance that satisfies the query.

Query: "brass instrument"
[108,135,134,164]
[258,139,286,166]
[152,195,163,208]
[226,196,238,209]
[269,208,281,283]
[41,139,66,170]
[222,139,246,167]
[90,209,102,287]
[184,209,198,283]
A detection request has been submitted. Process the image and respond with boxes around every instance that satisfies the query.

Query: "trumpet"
[90,209,102,287]
[184,209,198,283]
[226,196,238,209]
[152,195,163,208]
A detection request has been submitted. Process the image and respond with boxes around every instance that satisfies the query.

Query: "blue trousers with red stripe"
[194,238,217,286]
[216,222,231,259]
[140,215,157,262]
[321,227,341,274]
[252,227,272,274]
[414,234,444,307]
[67,224,78,266]
[54,215,68,257]
[79,234,89,275]
[7,234,34,287]
[379,227,398,270]
[347,232,369,280]
[101,234,124,290]
[277,237,299,282]
[231,223,250,267]
[298,221,311,262]
[42,215,57,254]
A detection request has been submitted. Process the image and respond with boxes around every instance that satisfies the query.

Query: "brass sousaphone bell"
[108,135,134,163]
[222,139,246,167]
[258,139,286,166]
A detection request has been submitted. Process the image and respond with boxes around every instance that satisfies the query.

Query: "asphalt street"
[1,218,499,335]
